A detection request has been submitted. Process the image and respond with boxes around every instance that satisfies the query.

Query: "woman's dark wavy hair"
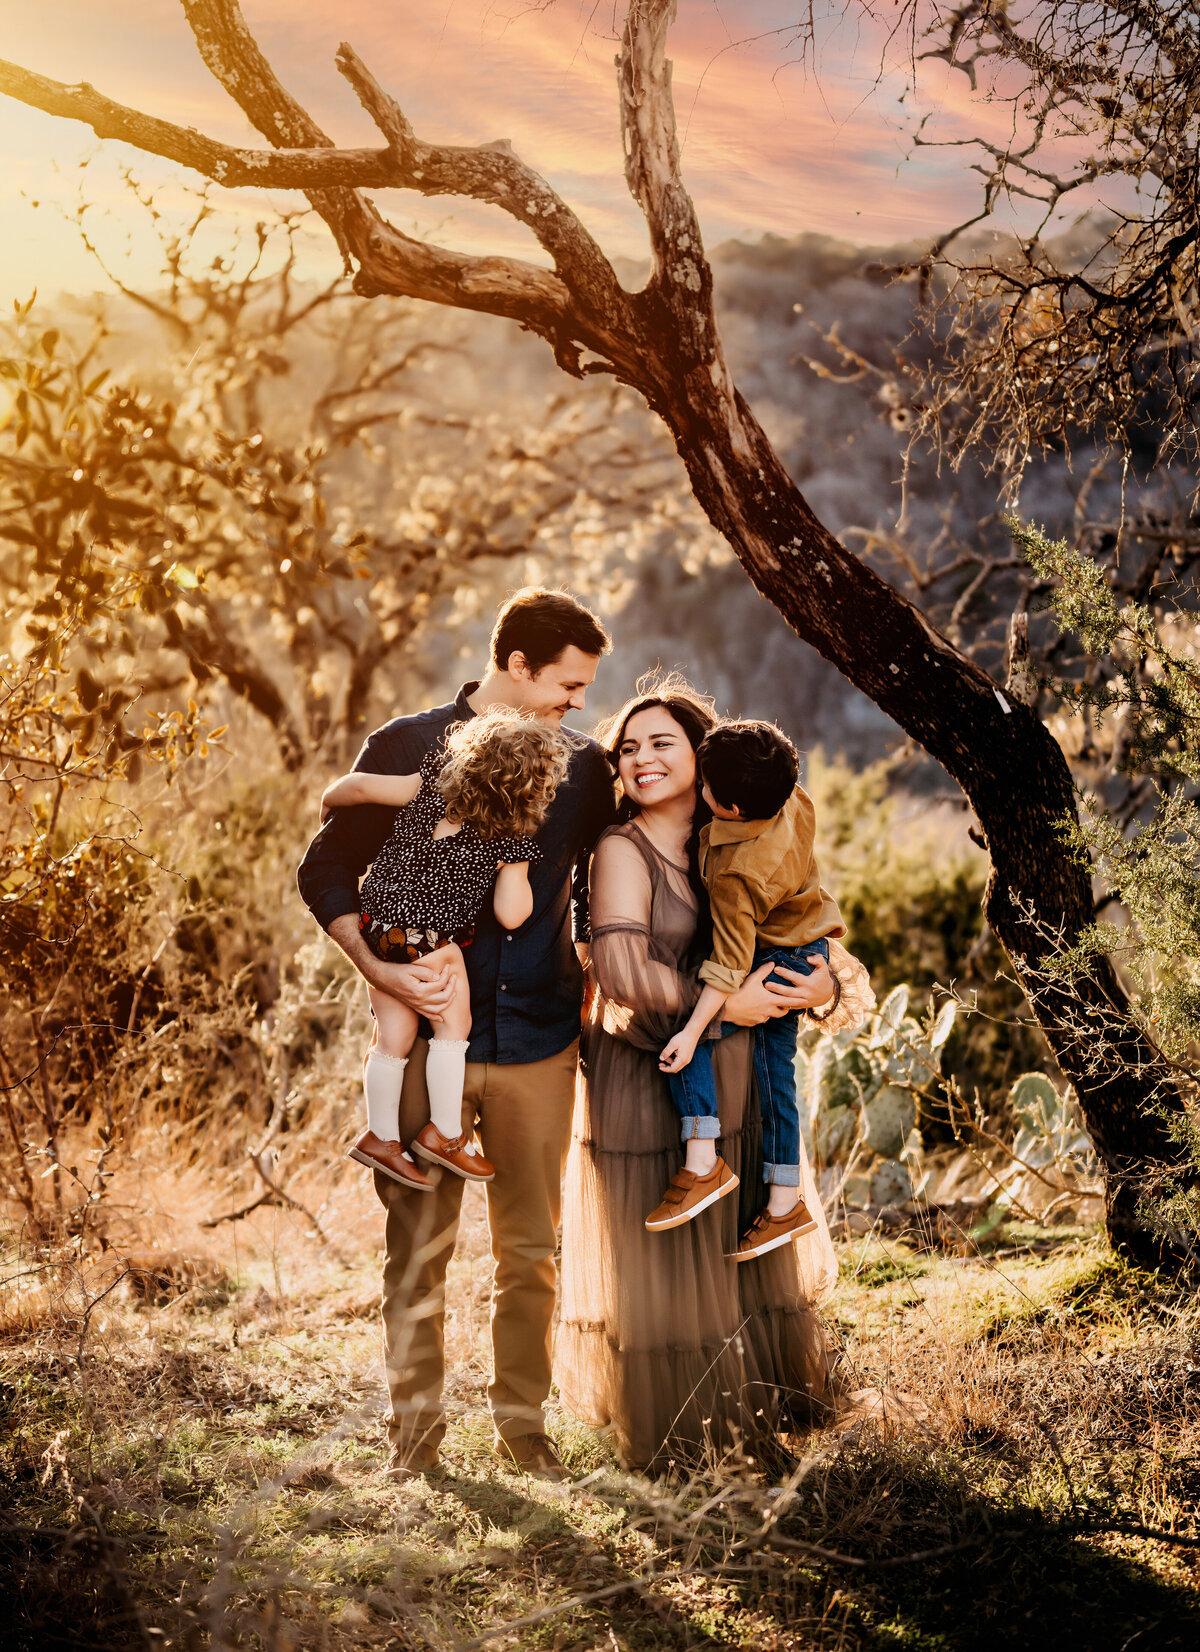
[593,673,718,952]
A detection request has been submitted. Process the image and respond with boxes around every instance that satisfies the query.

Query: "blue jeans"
[666,939,829,1185]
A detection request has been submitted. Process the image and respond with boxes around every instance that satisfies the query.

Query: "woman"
[556,681,839,1472]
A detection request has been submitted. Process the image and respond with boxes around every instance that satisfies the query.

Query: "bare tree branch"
[0,59,393,188]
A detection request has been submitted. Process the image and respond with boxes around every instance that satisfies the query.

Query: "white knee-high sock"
[363,1050,407,1142]
[426,1039,469,1142]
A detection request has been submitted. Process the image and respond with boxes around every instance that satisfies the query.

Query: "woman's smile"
[616,707,698,809]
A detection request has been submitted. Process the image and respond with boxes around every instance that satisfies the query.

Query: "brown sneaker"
[411,1121,495,1182]
[730,1199,819,1261]
[347,1130,434,1191]
[494,1432,568,1481]
[644,1156,739,1232]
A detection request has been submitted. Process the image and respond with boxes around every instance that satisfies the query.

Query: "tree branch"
[619,0,718,370]
[0,58,393,189]
[333,43,629,329]
[180,0,611,369]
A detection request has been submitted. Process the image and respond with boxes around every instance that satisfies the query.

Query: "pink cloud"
[0,0,1125,301]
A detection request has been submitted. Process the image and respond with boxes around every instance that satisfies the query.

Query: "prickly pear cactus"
[808,1036,880,1159]
[870,1157,914,1206]
[1009,1072,1094,1171]
[863,1082,917,1158]
[802,987,958,1176]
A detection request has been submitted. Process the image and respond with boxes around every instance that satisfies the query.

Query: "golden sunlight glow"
[1,2,1115,304]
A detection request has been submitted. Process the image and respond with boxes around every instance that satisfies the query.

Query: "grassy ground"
[2,1163,1199,1651]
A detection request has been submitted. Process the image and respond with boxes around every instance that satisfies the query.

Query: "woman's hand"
[723,958,835,1026]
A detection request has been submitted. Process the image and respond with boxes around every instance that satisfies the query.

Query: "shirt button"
[500,983,507,992]
[506,934,513,942]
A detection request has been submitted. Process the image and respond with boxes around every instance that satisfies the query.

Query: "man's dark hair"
[490,587,611,676]
[697,720,799,820]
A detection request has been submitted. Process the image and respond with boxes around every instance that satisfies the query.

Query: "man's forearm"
[327,912,458,1017]
[328,912,379,985]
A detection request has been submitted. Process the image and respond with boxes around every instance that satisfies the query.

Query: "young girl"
[321,711,573,1192]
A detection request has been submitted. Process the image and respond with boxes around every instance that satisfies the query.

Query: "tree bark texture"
[0,0,1185,1261]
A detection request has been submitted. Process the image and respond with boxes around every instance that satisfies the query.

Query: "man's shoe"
[348,1130,435,1191]
[645,1156,739,1231]
[383,1440,440,1481]
[411,1121,496,1182]
[730,1199,819,1261]
[494,1432,568,1481]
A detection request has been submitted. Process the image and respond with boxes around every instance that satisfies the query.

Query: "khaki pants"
[377,1036,578,1451]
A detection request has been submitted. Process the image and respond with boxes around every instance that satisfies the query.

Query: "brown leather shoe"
[347,1130,434,1191]
[411,1121,495,1182]
[384,1440,440,1481]
[730,1199,819,1261]
[645,1156,739,1231]
[494,1432,568,1481]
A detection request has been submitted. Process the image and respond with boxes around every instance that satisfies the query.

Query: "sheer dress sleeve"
[588,831,703,1052]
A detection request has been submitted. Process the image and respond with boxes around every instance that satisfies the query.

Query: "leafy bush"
[1011,519,1200,1244]
[806,752,1050,1108]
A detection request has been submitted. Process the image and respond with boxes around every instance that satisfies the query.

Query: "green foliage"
[1013,517,1200,1243]
[0,321,220,787]
[1010,518,1200,781]
[807,752,1048,1100]
[1009,522,1200,1056]
[0,300,362,778]
[1040,790,1200,1063]
[808,755,987,988]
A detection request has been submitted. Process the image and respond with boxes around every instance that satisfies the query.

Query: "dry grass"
[2,1156,1199,1652]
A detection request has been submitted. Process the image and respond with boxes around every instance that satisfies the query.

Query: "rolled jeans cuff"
[682,1115,722,1141]
[763,1162,801,1186]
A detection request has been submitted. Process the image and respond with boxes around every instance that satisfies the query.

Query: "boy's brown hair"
[698,720,799,821]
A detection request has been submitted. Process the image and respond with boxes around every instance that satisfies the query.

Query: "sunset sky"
[0,1,1079,302]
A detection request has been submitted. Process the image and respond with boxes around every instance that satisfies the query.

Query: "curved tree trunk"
[0,0,1187,1260]
[637,360,1181,1261]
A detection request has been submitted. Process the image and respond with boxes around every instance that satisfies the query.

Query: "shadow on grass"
[858,1518,1199,1650]
[413,1465,751,1650]
[4,1448,1198,1652]
[765,1437,1200,1652]
[1,1515,156,1652]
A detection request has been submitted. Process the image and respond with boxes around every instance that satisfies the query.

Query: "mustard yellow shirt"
[697,786,845,996]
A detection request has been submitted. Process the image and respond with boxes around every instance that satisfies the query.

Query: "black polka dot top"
[359,744,541,937]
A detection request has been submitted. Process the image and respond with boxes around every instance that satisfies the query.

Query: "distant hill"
[53,229,1106,766]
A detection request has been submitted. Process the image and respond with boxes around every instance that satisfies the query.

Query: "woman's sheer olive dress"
[556,822,839,1473]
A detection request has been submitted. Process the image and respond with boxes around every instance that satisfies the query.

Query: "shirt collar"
[454,682,481,720]
[705,813,771,848]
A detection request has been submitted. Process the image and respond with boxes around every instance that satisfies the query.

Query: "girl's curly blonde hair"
[436,710,573,840]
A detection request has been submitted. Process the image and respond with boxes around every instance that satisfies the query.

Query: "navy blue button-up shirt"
[296,684,616,1066]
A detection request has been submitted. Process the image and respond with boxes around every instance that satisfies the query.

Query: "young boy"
[648,720,845,1259]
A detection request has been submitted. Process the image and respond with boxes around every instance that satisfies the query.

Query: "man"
[298,588,615,1479]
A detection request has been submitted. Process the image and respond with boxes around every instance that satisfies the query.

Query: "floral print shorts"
[359,912,474,965]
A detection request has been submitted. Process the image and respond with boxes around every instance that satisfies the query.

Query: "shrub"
[806,751,1050,1111]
